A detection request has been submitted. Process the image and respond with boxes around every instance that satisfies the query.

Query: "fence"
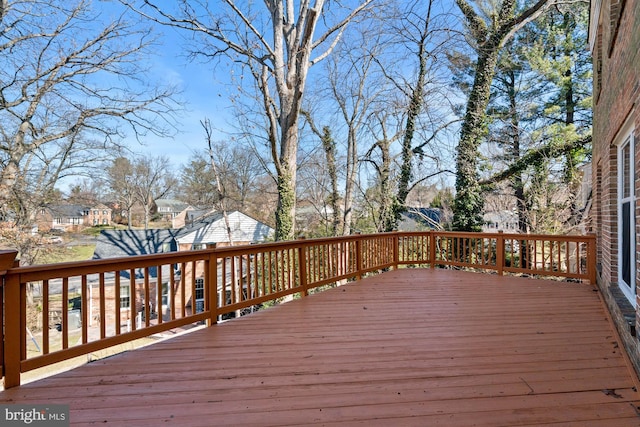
[1,231,596,388]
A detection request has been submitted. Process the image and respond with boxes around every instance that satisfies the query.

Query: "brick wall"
[87,279,193,335]
[591,0,640,376]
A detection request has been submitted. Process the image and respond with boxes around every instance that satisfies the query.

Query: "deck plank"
[2,269,640,426]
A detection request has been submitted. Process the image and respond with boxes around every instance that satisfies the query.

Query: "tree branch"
[479,134,591,188]
[455,0,488,42]
[502,0,554,45]
[310,0,374,64]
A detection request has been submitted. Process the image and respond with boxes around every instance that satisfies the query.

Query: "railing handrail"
[1,231,596,388]
[1,230,596,275]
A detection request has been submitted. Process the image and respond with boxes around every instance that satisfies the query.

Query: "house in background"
[589,1,640,373]
[172,206,214,229]
[397,208,442,231]
[92,211,273,258]
[86,203,112,227]
[92,229,178,260]
[36,203,112,232]
[482,210,519,233]
[90,211,274,322]
[155,199,189,222]
[175,210,274,250]
[92,229,179,326]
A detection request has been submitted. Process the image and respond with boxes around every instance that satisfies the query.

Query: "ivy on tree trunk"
[452,0,556,231]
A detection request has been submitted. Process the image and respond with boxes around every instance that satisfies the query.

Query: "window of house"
[162,282,169,307]
[102,219,108,225]
[192,243,206,250]
[617,119,636,306]
[120,284,131,309]
[194,278,205,313]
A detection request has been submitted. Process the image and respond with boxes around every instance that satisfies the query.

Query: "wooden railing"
[0,231,596,388]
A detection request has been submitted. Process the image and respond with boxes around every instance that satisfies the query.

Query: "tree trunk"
[393,0,434,231]
[0,158,20,220]
[342,127,357,235]
[321,127,340,236]
[275,163,297,241]
[453,48,501,231]
[378,139,395,233]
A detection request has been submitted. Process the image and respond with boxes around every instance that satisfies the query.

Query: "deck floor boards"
[2,269,640,426]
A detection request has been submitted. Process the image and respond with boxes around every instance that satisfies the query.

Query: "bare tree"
[201,118,233,245]
[181,139,268,215]
[122,0,374,240]
[180,153,217,207]
[299,115,341,236]
[108,157,138,228]
[305,30,383,236]
[108,154,176,229]
[362,111,397,232]
[380,0,458,229]
[133,156,177,229]
[213,143,266,213]
[329,37,382,235]
[0,0,177,259]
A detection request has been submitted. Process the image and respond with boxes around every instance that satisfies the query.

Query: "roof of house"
[155,199,189,211]
[483,210,518,223]
[44,203,111,217]
[399,208,442,230]
[92,229,178,259]
[183,208,215,223]
[176,210,273,245]
[92,210,273,261]
[46,204,88,218]
[91,203,111,211]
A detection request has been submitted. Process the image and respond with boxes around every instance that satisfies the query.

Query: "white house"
[175,210,274,250]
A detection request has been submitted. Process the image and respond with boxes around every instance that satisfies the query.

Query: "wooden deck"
[2,269,640,426]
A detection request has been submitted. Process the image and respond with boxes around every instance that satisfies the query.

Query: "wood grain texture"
[2,269,639,426]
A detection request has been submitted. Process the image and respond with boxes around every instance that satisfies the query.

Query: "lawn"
[36,244,95,264]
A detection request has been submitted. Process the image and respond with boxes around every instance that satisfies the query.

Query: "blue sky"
[74,0,462,193]
[131,28,236,168]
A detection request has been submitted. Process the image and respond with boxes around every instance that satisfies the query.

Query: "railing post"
[0,252,16,381]
[587,233,597,285]
[2,251,20,388]
[355,232,363,280]
[0,276,2,380]
[392,231,399,270]
[297,237,308,296]
[207,247,218,326]
[496,231,505,276]
[429,231,436,269]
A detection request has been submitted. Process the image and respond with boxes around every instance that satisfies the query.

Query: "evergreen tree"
[480,2,592,233]
[452,0,558,231]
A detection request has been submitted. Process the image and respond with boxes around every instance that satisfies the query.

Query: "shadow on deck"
[2,269,640,426]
